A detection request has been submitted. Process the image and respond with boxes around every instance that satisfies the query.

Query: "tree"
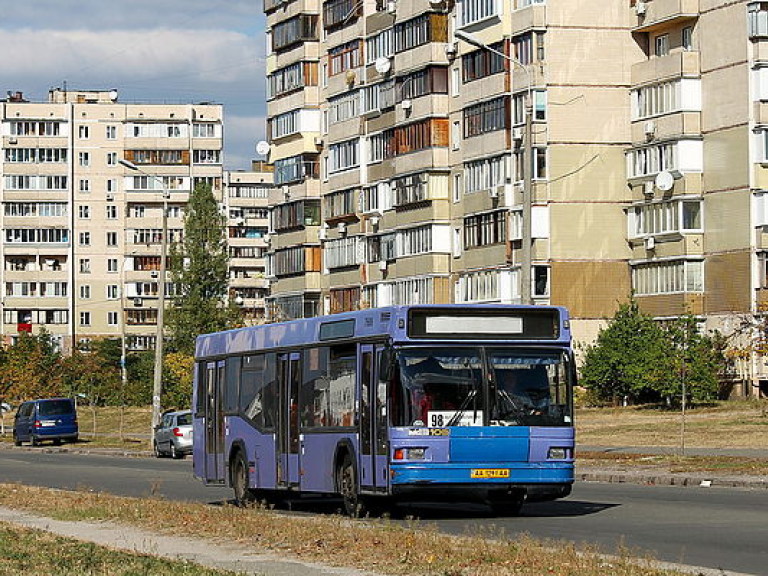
[166,181,241,355]
[62,339,122,406]
[0,330,65,401]
[660,315,724,405]
[163,351,195,410]
[579,299,670,404]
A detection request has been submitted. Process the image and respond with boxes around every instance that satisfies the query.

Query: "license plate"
[471,468,510,479]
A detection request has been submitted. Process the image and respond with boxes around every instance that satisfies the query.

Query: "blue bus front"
[385,344,574,509]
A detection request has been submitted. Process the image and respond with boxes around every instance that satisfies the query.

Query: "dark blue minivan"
[13,398,79,446]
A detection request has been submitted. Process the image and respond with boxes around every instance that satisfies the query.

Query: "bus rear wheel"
[337,454,363,517]
[232,452,255,507]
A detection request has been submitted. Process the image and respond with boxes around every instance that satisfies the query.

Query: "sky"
[0,0,267,171]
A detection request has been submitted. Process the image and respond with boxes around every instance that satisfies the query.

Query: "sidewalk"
[577,444,768,490]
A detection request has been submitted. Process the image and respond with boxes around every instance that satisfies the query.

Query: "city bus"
[192,304,575,516]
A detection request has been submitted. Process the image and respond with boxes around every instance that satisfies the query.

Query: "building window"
[464,155,507,194]
[106,206,118,219]
[107,152,117,166]
[267,61,318,99]
[655,34,669,57]
[324,237,359,269]
[78,205,90,219]
[533,147,547,180]
[107,231,119,246]
[107,311,118,326]
[106,125,117,139]
[458,0,500,27]
[328,40,362,76]
[80,312,91,326]
[271,14,319,51]
[682,26,693,50]
[79,125,90,139]
[79,232,91,246]
[328,139,360,174]
[749,2,768,38]
[107,285,119,300]
[107,258,118,273]
[79,259,91,273]
[632,259,704,295]
[628,198,702,238]
[80,285,91,299]
[80,179,90,193]
[79,152,90,167]
[324,0,362,30]
[463,97,508,138]
[463,210,507,248]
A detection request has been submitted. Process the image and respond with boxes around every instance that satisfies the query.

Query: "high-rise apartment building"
[224,163,272,325]
[262,0,768,395]
[0,88,225,353]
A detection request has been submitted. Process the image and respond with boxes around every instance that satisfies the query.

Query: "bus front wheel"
[232,452,255,507]
[337,454,363,517]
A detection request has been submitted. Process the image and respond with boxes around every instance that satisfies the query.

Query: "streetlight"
[118,158,169,441]
[454,29,534,305]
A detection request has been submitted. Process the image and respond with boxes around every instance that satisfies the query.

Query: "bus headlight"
[547,447,569,460]
[393,447,427,461]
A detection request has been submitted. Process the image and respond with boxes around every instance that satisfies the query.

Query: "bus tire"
[232,451,255,507]
[337,453,363,517]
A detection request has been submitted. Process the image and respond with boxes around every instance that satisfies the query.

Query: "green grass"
[0,521,239,576]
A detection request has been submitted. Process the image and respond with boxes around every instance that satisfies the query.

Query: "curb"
[577,468,768,490]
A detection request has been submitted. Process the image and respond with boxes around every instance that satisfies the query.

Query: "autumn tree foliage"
[0,331,64,402]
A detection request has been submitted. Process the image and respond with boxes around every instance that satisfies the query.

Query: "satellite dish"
[374,57,391,75]
[654,170,674,192]
[108,89,118,102]
[255,140,270,156]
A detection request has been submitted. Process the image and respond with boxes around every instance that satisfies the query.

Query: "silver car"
[153,410,193,459]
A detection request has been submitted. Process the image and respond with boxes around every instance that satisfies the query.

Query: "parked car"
[154,410,193,459]
[13,398,78,446]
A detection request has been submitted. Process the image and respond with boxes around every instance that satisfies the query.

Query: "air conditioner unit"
[133,297,143,307]
[444,42,458,57]
[235,217,245,225]
[379,260,388,271]
[106,193,115,201]
[150,270,158,278]
[401,99,412,111]
[8,137,17,145]
[635,1,647,15]
[338,222,347,235]
[512,127,524,141]
[644,236,656,250]
[644,120,656,138]
[318,227,327,240]
[489,187,500,199]
[643,180,655,197]
[314,136,324,147]
[386,0,396,13]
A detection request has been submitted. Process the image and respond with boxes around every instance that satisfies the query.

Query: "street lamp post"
[118,159,169,441]
[454,30,534,304]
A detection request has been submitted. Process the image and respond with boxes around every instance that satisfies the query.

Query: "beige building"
[224,163,272,325]
[260,0,768,396]
[0,88,225,353]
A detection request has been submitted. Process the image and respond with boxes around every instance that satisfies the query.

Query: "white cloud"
[0,18,267,170]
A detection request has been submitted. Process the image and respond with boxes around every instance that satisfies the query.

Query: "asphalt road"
[0,450,765,575]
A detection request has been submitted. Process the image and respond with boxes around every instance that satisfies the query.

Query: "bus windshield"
[392,347,572,428]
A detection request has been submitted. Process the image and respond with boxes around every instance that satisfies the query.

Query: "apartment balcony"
[631,111,701,144]
[631,50,700,85]
[265,0,319,23]
[635,292,704,316]
[753,101,768,126]
[394,43,451,76]
[632,0,699,33]
[509,3,547,36]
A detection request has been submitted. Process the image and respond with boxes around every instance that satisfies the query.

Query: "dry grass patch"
[578,451,768,476]
[0,483,685,576]
[575,400,768,449]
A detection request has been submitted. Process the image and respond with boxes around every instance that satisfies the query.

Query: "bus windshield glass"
[392,347,572,428]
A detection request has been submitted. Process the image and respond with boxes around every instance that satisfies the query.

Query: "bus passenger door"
[360,345,389,492]
[204,360,227,484]
[276,352,301,487]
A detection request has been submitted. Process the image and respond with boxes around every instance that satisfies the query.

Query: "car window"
[38,400,74,417]
[176,413,192,426]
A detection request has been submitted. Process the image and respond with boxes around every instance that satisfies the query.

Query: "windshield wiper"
[446,388,477,427]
